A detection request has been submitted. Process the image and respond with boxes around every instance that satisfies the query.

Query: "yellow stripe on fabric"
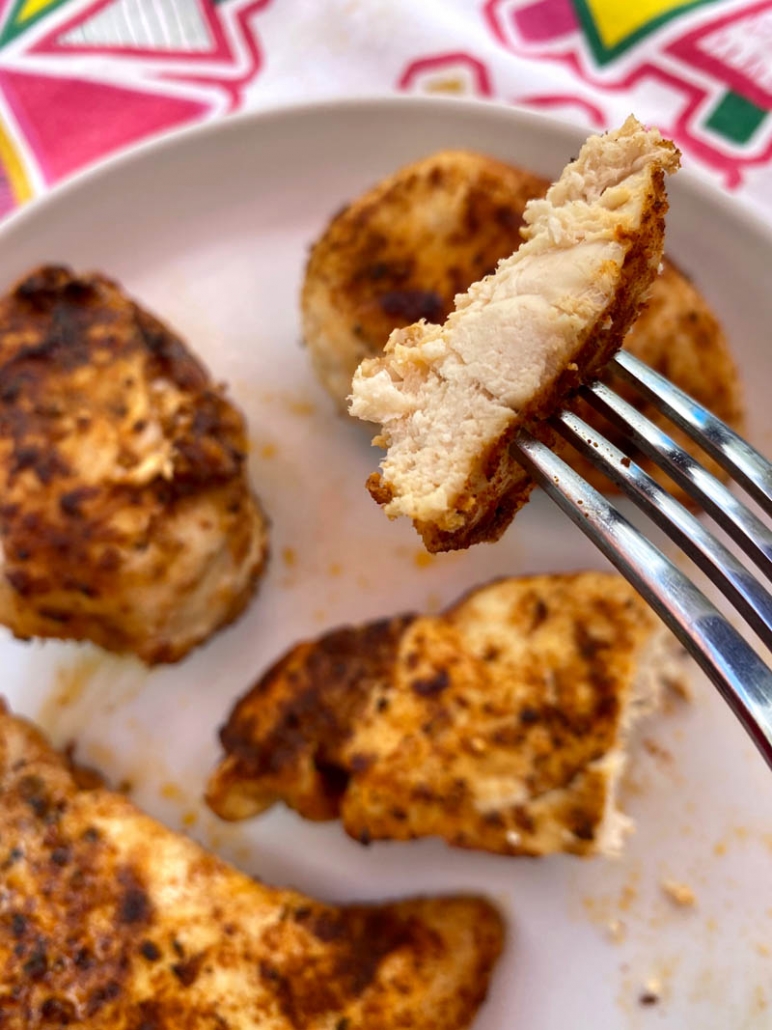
[17,0,60,22]
[0,119,33,204]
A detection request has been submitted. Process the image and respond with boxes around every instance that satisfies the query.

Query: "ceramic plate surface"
[2,97,772,1029]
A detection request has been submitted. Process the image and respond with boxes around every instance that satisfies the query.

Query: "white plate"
[2,97,772,1029]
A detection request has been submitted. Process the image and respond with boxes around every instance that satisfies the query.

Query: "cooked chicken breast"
[207,572,689,858]
[571,257,745,497]
[0,266,268,664]
[302,149,548,409]
[349,119,680,552]
[303,143,740,510]
[0,703,503,1028]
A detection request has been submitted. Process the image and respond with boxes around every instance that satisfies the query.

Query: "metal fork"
[511,350,772,766]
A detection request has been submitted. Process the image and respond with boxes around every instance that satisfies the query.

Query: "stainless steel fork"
[511,351,772,766]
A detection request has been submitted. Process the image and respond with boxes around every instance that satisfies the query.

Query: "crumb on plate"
[639,977,662,1006]
[661,878,696,907]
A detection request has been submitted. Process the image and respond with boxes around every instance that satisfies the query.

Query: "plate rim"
[1,93,771,261]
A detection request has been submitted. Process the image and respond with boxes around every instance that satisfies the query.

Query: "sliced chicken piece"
[0,702,503,1029]
[207,572,689,858]
[301,149,742,508]
[347,120,681,550]
[0,266,268,664]
[346,118,679,551]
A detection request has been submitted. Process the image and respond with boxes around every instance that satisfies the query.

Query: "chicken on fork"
[349,118,680,551]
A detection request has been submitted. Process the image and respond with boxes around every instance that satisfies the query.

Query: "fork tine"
[612,350,772,514]
[553,408,772,651]
[511,429,772,765]
[583,378,772,581]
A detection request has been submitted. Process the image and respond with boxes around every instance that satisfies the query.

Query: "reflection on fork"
[511,351,772,766]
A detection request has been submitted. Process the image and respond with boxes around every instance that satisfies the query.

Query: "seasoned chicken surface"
[208,573,689,858]
[303,141,740,511]
[302,149,548,408]
[0,266,268,664]
[0,703,503,1028]
[349,119,680,551]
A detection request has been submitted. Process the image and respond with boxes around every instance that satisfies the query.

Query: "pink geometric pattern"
[0,0,768,221]
[398,51,494,97]
[0,0,277,218]
[31,0,233,62]
[517,92,605,126]
[158,2,268,112]
[482,0,772,190]
[0,68,208,184]
[667,0,772,111]
[29,0,271,112]
[515,0,578,43]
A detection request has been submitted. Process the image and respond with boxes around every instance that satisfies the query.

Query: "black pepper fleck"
[23,945,48,980]
[412,668,450,697]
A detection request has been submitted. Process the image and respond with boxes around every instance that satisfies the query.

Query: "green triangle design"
[705,91,768,146]
[0,0,70,48]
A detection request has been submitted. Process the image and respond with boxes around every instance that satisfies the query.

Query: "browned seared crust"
[0,266,268,663]
[208,573,684,856]
[215,615,416,821]
[302,150,548,408]
[410,418,560,553]
[0,702,503,1028]
[303,150,743,512]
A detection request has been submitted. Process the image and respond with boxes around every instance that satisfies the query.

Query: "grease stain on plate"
[257,388,317,418]
[37,651,104,722]
[37,649,148,737]
[281,547,297,568]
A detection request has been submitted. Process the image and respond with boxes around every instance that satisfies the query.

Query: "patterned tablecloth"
[0,0,769,221]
